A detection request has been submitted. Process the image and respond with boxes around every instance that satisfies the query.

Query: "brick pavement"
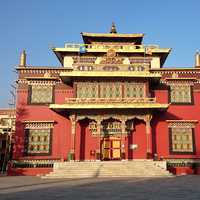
[0,176,200,200]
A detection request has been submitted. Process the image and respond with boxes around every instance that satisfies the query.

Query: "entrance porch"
[69,114,153,161]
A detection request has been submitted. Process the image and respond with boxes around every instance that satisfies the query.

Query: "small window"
[169,127,195,154]
[25,129,52,155]
[170,85,192,104]
[29,85,54,104]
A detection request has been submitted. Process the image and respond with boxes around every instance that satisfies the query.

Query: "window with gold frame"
[76,82,98,98]
[124,82,145,98]
[170,85,192,104]
[100,82,122,98]
[29,85,54,104]
[169,127,195,154]
[24,129,52,155]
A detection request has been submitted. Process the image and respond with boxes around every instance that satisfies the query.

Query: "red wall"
[126,120,147,159]
[153,89,200,159]
[14,88,72,161]
[75,121,100,160]
[14,77,200,165]
[8,167,53,176]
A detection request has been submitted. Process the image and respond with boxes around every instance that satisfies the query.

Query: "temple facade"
[11,24,200,175]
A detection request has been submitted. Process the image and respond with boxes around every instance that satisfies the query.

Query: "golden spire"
[110,22,117,34]
[19,50,26,67]
[195,50,200,67]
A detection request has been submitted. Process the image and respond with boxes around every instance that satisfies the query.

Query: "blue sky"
[0,0,200,107]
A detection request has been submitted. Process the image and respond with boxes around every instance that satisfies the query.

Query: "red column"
[145,115,152,159]
[69,114,76,160]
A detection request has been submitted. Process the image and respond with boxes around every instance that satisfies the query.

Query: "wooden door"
[101,138,121,160]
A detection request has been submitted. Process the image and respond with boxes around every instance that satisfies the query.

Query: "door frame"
[101,136,121,160]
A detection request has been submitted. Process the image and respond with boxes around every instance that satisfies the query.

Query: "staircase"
[42,160,173,179]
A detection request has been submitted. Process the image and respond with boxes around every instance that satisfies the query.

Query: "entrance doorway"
[101,137,121,160]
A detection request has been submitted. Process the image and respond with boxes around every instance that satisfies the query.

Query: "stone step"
[42,161,173,179]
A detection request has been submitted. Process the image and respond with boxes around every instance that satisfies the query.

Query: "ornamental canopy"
[49,98,169,112]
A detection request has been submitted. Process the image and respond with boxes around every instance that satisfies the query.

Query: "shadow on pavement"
[0,176,200,200]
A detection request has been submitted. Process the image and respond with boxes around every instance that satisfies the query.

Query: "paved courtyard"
[0,175,200,199]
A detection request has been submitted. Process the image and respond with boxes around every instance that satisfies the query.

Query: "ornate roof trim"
[25,77,58,80]
[81,32,144,38]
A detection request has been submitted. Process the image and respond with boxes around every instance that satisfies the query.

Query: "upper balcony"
[49,97,169,111]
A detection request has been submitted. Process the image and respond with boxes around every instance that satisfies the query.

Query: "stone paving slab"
[0,176,200,200]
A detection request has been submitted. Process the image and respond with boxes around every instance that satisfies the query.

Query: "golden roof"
[81,32,144,38]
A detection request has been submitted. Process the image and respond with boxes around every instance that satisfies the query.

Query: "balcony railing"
[65,97,156,104]
[64,43,159,51]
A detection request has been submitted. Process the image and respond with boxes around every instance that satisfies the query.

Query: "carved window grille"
[77,83,98,98]
[124,82,145,98]
[170,85,192,104]
[100,82,122,98]
[89,121,97,135]
[24,129,52,155]
[29,85,53,104]
[101,121,122,135]
[170,127,194,154]
[73,56,96,64]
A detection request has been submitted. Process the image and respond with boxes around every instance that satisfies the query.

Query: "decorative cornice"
[60,71,161,80]
[23,121,55,129]
[49,101,169,110]
[25,77,58,80]
[16,67,71,75]
[167,120,198,128]
[151,69,200,75]
[27,80,57,86]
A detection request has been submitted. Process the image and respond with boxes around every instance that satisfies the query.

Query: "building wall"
[14,82,73,161]
[126,120,147,159]
[14,72,200,161]
[153,87,200,160]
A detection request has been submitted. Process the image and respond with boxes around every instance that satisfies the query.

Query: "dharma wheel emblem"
[100,48,123,65]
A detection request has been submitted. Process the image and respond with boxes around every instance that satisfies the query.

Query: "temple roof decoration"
[81,32,144,45]
[110,22,117,34]
[99,49,123,64]
[52,46,171,67]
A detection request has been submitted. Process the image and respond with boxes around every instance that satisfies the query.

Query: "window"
[100,83,122,98]
[170,85,192,104]
[24,129,52,155]
[0,118,11,126]
[124,82,145,98]
[77,82,98,98]
[169,127,195,154]
[77,82,122,99]
[29,85,53,104]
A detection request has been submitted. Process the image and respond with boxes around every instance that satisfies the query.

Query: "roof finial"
[110,22,117,34]
[19,49,26,67]
[195,50,200,67]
